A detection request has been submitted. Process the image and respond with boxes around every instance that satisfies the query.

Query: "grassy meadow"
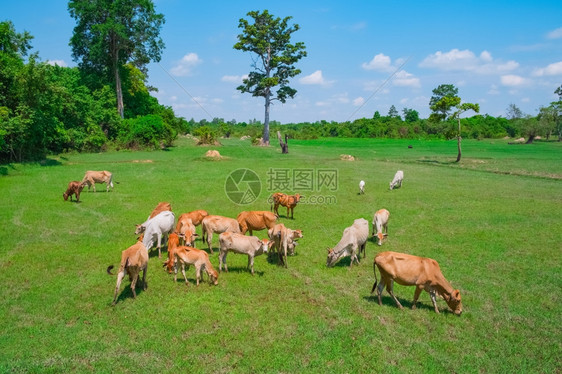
[0,137,560,373]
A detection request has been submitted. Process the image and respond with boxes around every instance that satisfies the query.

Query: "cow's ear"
[453,289,461,300]
[193,233,199,238]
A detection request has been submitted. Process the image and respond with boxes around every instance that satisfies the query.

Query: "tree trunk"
[111,33,124,119]
[455,118,462,162]
[525,135,535,144]
[263,94,270,145]
[277,131,288,153]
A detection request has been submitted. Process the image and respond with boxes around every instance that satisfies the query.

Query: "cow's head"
[294,193,301,203]
[135,224,146,235]
[207,268,219,286]
[376,232,388,246]
[259,238,270,253]
[292,229,303,240]
[63,192,69,201]
[389,181,394,190]
[326,248,339,267]
[444,289,463,316]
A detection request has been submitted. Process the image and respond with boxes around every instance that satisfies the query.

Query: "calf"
[163,232,181,273]
[169,246,219,287]
[389,170,404,190]
[107,240,148,305]
[372,209,390,246]
[359,180,365,194]
[63,181,85,202]
[219,232,270,275]
[137,211,175,259]
[271,193,301,219]
[81,170,114,192]
[175,215,198,246]
[371,251,462,315]
[201,215,241,253]
[326,218,369,267]
[237,210,277,235]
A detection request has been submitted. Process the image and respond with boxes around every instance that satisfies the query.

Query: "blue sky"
[3,0,562,123]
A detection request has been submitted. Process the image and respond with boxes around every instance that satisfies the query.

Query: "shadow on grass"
[417,159,457,165]
[220,266,265,277]
[363,294,454,314]
[39,158,62,167]
[111,282,147,306]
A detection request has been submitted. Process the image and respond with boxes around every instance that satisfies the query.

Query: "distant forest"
[1,18,560,164]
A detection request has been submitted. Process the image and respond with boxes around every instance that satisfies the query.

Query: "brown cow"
[371,251,462,315]
[175,216,197,246]
[149,202,172,219]
[237,210,277,235]
[163,232,181,273]
[178,209,209,227]
[81,170,114,192]
[267,223,303,267]
[271,192,301,219]
[107,239,148,306]
[168,246,219,287]
[63,181,85,202]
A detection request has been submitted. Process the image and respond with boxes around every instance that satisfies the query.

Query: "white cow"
[137,211,175,259]
[372,209,390,246]
[359,180,365,194]
[389,170,404,190]
[326,218,369,267]
[218,232,270,275]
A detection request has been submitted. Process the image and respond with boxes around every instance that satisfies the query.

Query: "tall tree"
[402,108,419,122]
[506,103,523,120]
[429,84,478,162]
[234,10,306,145]
[387,105,400,119]
[68,0,165,118]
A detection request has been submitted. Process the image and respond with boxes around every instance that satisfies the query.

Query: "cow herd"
[70,169,462,315]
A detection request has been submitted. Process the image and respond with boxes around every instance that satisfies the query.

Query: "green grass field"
[0,137,560,373]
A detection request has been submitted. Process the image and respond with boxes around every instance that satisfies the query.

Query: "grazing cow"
[163,232,181,273]
[371,251,463,315]
[372,209,390,246]
[175,216,198,246]
[326,218,369,267]
[81,170,114,192]
[270,193,301,219]
[107,240,148,306]
[169,246,219,287]
[63,181,85,202]
[201,215,241,253]
[389,170,404,190]
[267,223,303,267]
[237,210,277,235]
[218,232,270,275]
[359,180,365,194]
[137,211,175,259]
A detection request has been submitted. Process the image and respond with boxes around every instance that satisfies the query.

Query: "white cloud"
[546,27,562,39]
[170,53,202,76]
[419,48,518,74]
[488,84,500,95]
[222,74,248,83]
[532,61,562,76]
[393,70,420,88]
[362,53,393,72]
[47,59,67,67]
[501,75,529,87]
[353,97,365,106]
[299,70,334,86]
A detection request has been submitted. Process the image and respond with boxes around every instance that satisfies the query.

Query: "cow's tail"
[370,260,378,294]
[107,265,115,275]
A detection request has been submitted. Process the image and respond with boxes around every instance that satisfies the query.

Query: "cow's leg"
[207,232,213,253]
[195,265,201,286]
[130,272,139,299]
[376,277,386,306]
[181,263,189,286]
[112,271,126,305]
[248,255,255,275]
[141,265,148,290]
[387,280,404,309]
[219,251,228,272]
[429,290,440,313]
[411,287,422,309]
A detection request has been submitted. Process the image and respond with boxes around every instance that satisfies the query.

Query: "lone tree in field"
[429,84,479,162]
[234,10,306,145]
[68,0,165,119]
